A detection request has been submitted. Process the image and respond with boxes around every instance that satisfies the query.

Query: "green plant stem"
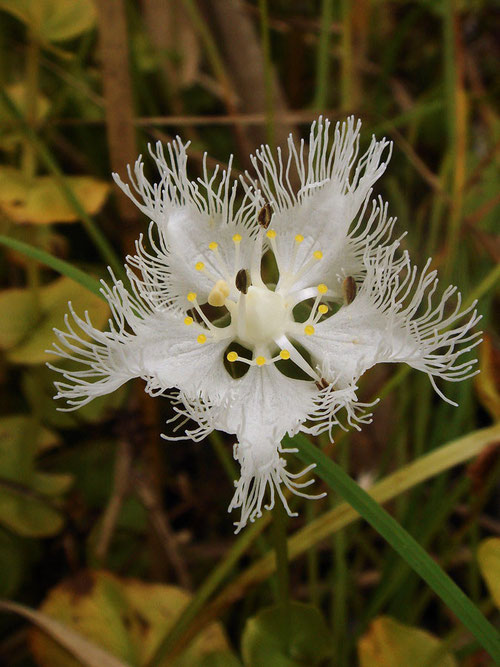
[145,519,265,667]
[273,498,290,609]
[293,433,500,661]
[0,235,104,299]
[272,498,291,653]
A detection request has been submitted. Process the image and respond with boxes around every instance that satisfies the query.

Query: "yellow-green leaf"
[358,616,457,667]
[477,538,500,609]
[0,167,110,224]
[0,288,38,349]
[0,414,70,537]
[0,599,127,667]
[6,275,109,365]
[29,570,235,666]
[0,0,96,43]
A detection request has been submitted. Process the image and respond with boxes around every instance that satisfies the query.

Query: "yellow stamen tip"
[318,304,328,314]
[187,292,197,302]
[255,356,266,366]
[197,334,207,344]
[208,242,218,251]
[266,229,277,239]
[232,233,242,243]
[280,349,290,360]
[295,234,304,244]
[304,325,315,336]
[317,283,328,294]
[184,316,193,326]
[227,351,238,362]
[313,250,323,260]
[195,261,205,271]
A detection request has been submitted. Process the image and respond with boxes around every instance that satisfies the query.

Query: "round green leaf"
[358,616,457,667]
[241,602,333,666]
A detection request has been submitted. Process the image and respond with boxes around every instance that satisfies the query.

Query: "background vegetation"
[0,0,498,665]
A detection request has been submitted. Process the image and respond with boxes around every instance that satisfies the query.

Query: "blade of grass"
[0,235,104,299]
[292,433,500,661]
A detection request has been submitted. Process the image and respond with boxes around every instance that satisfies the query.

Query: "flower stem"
[272,497,291,643]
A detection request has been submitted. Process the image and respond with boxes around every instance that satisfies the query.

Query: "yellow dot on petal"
[318,304,328,314]
[209,242,218,251]
[197,334,207,344]
[266,229,276,239]
[304,325,315,336]
[232,233,242,243]
[227,351,238,362]
[313,250,323,260]
[195,261,205,271]
[280,349,290,360]
[255,356,266,366]
[187,292,197,302]
[317,283,328,294]
[295,234,304,244]
[184,316,193,326]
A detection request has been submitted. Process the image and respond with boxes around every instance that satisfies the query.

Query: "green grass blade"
[0,235,104,300]
[291,433,500,661]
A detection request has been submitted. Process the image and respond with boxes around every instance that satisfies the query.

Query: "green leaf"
[477,538,500,609]
[290,433,500,662]
[0,414,71,537]
[241,602,333,667]
[4,275,109,364]
[0,0,96,43]
[28,570,235,667]
[358,616,457,667]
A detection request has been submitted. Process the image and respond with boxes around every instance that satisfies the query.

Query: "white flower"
[49,118,481,532]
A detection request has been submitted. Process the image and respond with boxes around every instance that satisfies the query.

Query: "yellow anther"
[317,283,328,294]
[280,349,290,360]
[255,356,266,366]
[187,292,197,302]
[227,351,238,362]
[197,334,207,344]
[318,304,328,315]
[208,280,230,307]
[304,325,315,336]
[266,229,277,239]
[232,233,242,243]
[184,316,193,326]
[195,261,205,271]
[313,250,323,260]
[295,234,304,244]
[208,242,218,251]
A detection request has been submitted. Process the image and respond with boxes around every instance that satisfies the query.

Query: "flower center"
[231,285,290,347]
